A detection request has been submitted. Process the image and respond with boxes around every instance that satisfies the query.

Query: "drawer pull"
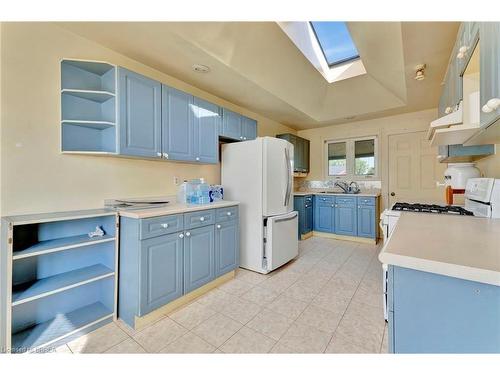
[227,212,232,216]
[185,232,191,237]
[217,224,221,229]
[161,223,169,228]
[199,217,205,222]
[179,233,184,239]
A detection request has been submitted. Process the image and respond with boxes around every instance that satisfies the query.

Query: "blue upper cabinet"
[480,22,500,128]
[192,97,220,164]
[221,108,242,140]
[241,116,258,141]
[162,85,195,161]
[334,197,357,237]
[118,68,162,158]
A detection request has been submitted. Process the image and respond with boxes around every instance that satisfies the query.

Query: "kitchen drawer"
[358,197,375,206]
[335,196,356,206]
[140,214,183,240]
[184,209,215,229]
[315,195,334,204]
[215,206,239,223]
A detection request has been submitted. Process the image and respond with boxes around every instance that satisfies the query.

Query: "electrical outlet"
[174,176,180,185]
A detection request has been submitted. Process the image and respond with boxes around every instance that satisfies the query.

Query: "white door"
[388,131,447,206]
[262,137,293,216]
[266,211,298,271]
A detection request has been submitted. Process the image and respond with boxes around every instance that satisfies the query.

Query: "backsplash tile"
[295,179,381,193]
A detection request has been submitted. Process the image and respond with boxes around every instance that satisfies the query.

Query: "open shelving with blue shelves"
[1,209,118,353]
[61,59,117,154]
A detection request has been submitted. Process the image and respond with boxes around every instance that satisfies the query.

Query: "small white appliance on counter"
[221,137,298,274]
[379,177,500,321]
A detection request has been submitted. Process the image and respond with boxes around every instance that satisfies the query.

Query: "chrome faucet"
[334,181,350,193]
[334,180,360,194]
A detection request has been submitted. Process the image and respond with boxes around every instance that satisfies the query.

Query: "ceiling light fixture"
[192,64,210,73]
[414,64,426,81]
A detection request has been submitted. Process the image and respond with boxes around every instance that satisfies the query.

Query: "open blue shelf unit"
[61,59,117,154]
[0,209,118,353]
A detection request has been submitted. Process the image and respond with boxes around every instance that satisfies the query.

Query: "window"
[325,136,377,179]
[310,22,360,66]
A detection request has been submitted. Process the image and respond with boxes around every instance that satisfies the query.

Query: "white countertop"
[378,212,500,286]
[119,200,240,219]
[294,191,381,197]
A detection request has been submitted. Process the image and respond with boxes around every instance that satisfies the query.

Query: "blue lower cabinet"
[314,196,335,233]
[183,225,216,294]
[390,266,500,353]
[357,206,376,239]
[334,197,357,236]
[139,232,183,316]
[215,220,239,277]
[294,195,313,238]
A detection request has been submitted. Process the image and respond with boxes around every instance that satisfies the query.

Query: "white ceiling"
[58,22,459,130]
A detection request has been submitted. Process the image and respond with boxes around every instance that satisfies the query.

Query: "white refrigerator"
[221,137,298,274]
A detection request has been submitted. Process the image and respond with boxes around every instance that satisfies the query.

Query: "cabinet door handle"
[217,224,221,229]
[226,212,232,216]
[179,233,184,238]
[163,153,169,159]
[185,232,191,237]
[199,217,205,222]
[161,223,169,228]
[156,152,162,157]
[331,204,334,208]
[196,157,200,161]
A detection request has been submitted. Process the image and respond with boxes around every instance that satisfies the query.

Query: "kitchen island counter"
[379,212,500,286]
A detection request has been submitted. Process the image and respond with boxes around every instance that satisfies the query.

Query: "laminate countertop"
[119,200,240,219]
[293,191,381,198]
[378,212,500,286]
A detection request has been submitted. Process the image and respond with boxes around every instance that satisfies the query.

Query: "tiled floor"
[55,237,388,354]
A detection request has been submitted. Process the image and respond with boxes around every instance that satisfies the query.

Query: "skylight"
[310,22,360,66]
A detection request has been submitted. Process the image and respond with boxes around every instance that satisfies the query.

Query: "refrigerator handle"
[284,148,291,207]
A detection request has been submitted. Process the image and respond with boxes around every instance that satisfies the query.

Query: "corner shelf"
[61,59,117,153]
[12,264,114,306]
[12,234,115,260]
[61,89,115,103]
[61,120,115,130]
[11,302,113,352]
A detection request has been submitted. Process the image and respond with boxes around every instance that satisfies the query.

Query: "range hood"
[427,101,463,141]
[428,93,483,146]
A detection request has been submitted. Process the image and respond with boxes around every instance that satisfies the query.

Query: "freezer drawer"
[266,211,299,271]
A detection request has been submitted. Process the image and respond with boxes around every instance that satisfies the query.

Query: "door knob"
[161,223,169,228]
[226,212,232,216]
[179,233,184,238]
[390,192,396,197]
[185,232,191,237]
[196,157,200,161]
[156,152,162,157]
[163,153,169,159]
[199,217,205,222]
[217,224,221,229]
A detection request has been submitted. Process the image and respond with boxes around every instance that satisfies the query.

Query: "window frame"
[309,22,361,67]
[324,136,378,180]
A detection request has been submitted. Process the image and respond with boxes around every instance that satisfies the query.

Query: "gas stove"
[391,202,474,216]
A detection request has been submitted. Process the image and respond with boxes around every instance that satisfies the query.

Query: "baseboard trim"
[134,270,235,330]
[300,232,314,240]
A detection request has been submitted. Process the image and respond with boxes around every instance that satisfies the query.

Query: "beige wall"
[296,108,439,210]
[0,23,295,216]
[476,152,500,178]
